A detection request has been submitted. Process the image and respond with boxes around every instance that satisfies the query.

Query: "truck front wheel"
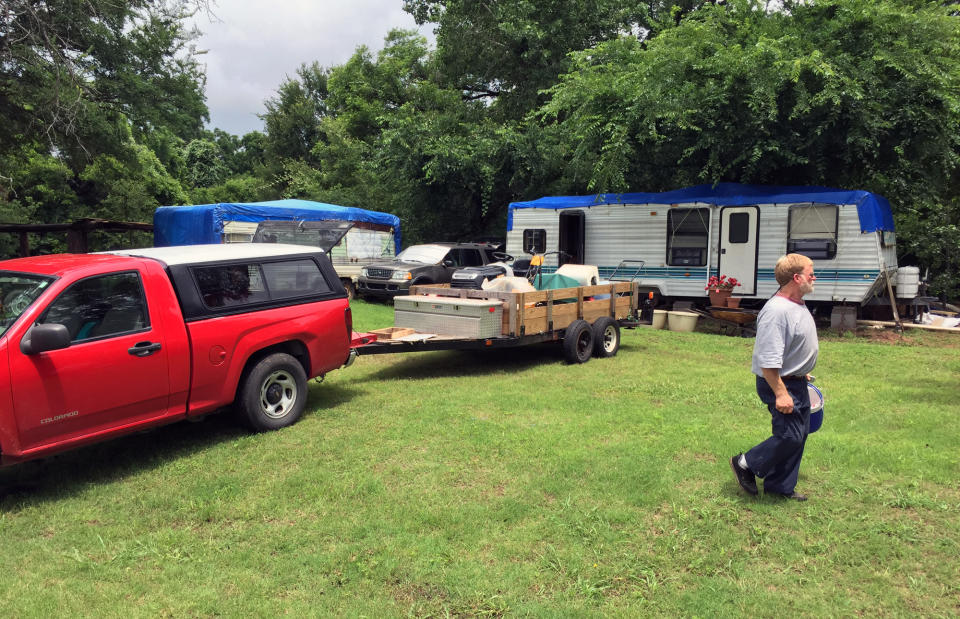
[238,353,308,431]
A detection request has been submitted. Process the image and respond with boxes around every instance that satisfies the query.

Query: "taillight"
[344,306,353,336]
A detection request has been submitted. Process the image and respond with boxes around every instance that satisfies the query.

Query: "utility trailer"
[353,281,640,363]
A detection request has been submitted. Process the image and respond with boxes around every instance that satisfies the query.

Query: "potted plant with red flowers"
[705,275,741,307]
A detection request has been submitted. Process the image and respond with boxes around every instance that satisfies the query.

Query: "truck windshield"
[395,245,449,264]
[0,272,54,337]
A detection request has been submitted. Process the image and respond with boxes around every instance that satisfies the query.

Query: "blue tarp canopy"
[154,199,402,250]
[508,183,895,234]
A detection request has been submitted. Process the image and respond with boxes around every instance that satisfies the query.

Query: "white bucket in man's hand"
[808,383,824,433]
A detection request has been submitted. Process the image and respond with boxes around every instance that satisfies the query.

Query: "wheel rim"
[602,325,618,352]
[576,330,592,358]
[259,370,298,419]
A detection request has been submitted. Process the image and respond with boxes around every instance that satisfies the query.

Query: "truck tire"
[238,352,308,431]
[591,317,620,358]
[562,319,594,364]
[342,279,356,300]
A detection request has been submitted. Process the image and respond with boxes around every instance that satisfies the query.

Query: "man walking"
[731,254,818,501]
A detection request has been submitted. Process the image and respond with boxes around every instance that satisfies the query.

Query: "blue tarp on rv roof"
[154,199,402,250]
[508,183,895,234]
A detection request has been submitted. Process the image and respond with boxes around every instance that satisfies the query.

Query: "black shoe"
[772,491,808,501]
[730,454,758,495]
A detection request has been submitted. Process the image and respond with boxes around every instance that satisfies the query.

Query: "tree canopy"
[1,0,959,297]
[538,0,960,294]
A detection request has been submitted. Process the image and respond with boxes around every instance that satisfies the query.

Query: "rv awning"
[508,183,895,234]
[154,199,402,250]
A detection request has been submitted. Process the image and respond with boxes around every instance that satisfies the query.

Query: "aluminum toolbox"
[394,295,504,338]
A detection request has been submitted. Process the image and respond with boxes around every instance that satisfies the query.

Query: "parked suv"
[357,242,507,300]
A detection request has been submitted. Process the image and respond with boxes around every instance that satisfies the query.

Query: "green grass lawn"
[1,300,958,616]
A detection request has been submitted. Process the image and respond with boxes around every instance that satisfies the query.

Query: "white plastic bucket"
[808,383,824,433]
[896,266,920,298]
[667,311,698,333]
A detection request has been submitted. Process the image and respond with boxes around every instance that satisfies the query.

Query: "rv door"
[558,210,585,266]
[718,206,759,295]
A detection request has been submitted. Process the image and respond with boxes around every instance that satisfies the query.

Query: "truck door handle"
[128,341,162,357]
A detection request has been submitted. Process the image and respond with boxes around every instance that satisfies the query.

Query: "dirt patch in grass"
[392,581,448,606]
[672,450,718,464]
[861,329,908,344]
[855,327,960,347]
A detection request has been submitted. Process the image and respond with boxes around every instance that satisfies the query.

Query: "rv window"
[523,229,546,254]
[728,213,750,244]
[789,204,838,259]
[666,208,709,267]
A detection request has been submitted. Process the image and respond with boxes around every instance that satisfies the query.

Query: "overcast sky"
[189,0,434,136]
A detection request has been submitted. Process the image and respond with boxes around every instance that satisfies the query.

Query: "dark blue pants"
[745,376,810,495]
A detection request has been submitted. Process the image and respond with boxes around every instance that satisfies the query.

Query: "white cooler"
[394,295,503,338]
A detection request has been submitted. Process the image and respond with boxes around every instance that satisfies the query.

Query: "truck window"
[459,249,484,267]
[0,273,54,336]
[194,263,269,308]
[666,208,709,266]
[41,272,148,341]
[262,259,332,299]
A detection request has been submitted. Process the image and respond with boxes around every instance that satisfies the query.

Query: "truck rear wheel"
[238,352,308,431]
[562,319,594,364]
[591,317,620,358]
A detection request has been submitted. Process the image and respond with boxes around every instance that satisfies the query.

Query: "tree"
[1,1,208,166]
[0,0,208,253]
[183,139,228,188]
[261,62,330,168]
[538,0,960,295]
[403,0,650,119]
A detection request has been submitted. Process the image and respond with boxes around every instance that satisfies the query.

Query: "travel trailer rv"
[506,184,916,309]
[153,199,401,298]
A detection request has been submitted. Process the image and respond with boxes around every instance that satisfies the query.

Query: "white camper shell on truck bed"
[506,183,913,309]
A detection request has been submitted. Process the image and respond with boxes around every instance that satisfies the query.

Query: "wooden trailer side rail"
[408,282,639,337]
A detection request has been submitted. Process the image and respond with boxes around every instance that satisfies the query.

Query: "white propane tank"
[895,266,920,298]
[555,264,600,286]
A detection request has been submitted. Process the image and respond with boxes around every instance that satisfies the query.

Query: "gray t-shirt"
[751,295,819,377]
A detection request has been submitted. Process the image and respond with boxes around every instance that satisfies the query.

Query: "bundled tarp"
[508,183,894,234]
[154,199,402,250]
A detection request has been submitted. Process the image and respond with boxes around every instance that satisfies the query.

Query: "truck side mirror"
[442,259,455,268]
[20,323,71,355]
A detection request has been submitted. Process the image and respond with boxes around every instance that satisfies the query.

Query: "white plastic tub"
[652,309,667,329]
[667,311,698,333]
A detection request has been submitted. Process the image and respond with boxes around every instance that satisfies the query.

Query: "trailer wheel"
[591,317,620,358]
[238,353,308,431]
[562,319,594,364]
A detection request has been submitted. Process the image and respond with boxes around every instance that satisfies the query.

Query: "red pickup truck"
[0,243,354,465]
